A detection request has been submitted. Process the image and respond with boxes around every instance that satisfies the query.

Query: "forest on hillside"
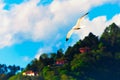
[1,23,120,80]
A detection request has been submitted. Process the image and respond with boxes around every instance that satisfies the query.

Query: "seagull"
[66,12,88,41]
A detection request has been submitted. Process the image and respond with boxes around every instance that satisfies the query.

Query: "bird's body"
[66,12,88,41]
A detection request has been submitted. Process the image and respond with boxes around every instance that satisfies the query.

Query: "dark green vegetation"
[2,23,120,80]
[0,64,22,80]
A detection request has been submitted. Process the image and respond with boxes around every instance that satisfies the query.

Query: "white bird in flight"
[66,12,89,41]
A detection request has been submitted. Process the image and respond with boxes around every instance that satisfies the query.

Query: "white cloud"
[35,47,53,60]
[0,0,114,48]
[108,14,120,26]
[23,56,31,62]
[74,16,107,39]
[74,14,120,41]
[35,48,44,60]
[0,0,5,10]
[0,0,120,59]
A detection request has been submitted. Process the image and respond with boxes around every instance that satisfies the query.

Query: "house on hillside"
[79,47,90,53]
[55,59,66,65]
[22,70,38,76]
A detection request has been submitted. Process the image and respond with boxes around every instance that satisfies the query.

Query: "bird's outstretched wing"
[75,12,89,29]
[66,12,89,41]
[66,29,74,41]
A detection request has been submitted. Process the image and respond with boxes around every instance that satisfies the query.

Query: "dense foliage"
[7,23,120,80]
[0,64,22,80]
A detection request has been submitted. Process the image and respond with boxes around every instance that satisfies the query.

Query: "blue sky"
[0,0,120,68]
[89,3,120,20]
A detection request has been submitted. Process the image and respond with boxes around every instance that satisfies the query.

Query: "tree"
[40,53,48,59]
[81,32,99,49]
[56,49,64,59]
[100,23,120,52]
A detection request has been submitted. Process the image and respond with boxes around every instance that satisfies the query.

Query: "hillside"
[8,23,120,80]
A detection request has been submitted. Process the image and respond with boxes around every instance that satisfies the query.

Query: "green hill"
[9,23,120,80]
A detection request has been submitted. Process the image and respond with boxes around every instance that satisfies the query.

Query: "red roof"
[56,60,66,65]
[79,47,90,53]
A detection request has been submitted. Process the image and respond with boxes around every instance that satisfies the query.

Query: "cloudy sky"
[0,0,120,67]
